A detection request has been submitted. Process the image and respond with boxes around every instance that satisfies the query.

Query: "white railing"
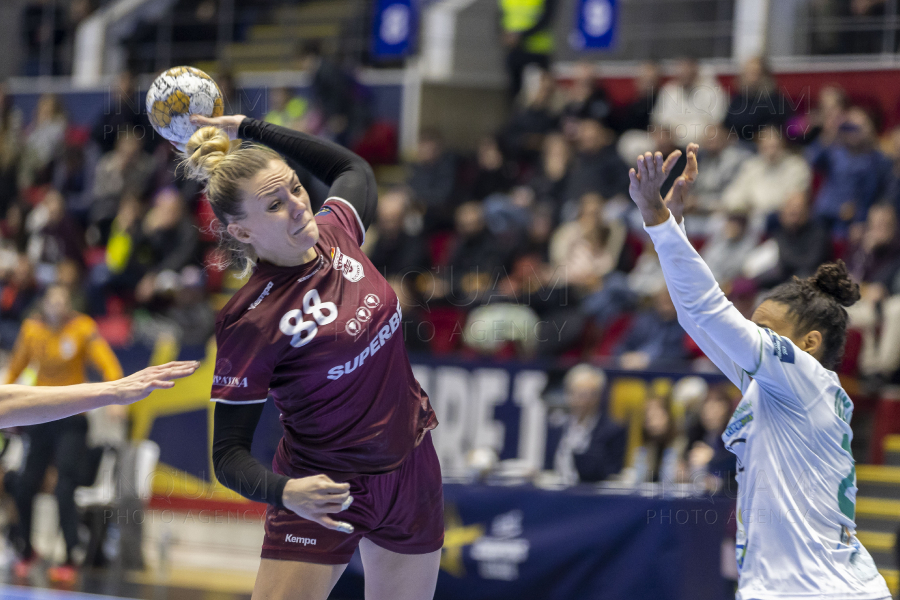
[73,0,179,87]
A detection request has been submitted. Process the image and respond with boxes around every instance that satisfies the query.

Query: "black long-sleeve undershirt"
[238,118,378,229]
[212,402,289,507]
[212,121,379,507]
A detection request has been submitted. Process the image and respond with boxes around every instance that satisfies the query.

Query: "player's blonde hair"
[182,126,282,274]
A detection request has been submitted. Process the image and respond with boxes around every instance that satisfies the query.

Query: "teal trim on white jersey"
[647,214,890,600]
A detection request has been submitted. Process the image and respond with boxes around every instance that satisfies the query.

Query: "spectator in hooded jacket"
[806,106,892,232]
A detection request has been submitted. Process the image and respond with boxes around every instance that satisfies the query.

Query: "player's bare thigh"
[359,538,441,600]
[252,557,347,600]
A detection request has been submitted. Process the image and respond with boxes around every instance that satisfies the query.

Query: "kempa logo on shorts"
[213,376,248,388]
[285,534,316,545]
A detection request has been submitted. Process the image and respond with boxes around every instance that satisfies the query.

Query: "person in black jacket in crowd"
[565,117,630,202]
[553,364,627,484]
[612,61,660,134]
[408,129,457,232]
[756,191,832,289]
[724,57,790,143]
[365,187,428,278]
[91,71,155,153]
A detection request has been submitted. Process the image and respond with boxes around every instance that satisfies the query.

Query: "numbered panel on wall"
[571,0,618,50]
[372,0,417,60]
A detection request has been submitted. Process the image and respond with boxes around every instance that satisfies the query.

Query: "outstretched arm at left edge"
[0,361,198,428]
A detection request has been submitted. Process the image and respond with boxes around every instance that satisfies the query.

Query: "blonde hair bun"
[183,126,241,182]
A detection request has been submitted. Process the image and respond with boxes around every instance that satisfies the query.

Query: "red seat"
[428,232,455,267]
[837,328,863,377]
[84,247,107,269]
[831,237,848,262]
[592,314,634,358]
[96,314,132,348]
[423,306,465,355]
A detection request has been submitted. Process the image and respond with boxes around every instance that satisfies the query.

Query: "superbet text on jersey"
[210,198,437,481]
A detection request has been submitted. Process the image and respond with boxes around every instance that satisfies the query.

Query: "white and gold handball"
[146,66,224,147]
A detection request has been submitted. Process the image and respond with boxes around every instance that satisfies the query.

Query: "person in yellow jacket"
[5,284,131,583]
[498,0,558,100]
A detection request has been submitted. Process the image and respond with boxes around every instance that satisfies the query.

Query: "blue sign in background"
[573,0,618,50]
[372,0,417,59]
[332,485,733,600]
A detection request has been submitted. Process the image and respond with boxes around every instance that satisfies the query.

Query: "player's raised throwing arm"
[628,151,764,378]
[190,114,377,230]
[0,361,199,428]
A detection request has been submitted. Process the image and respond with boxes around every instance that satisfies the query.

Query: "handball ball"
[146,66,224,147]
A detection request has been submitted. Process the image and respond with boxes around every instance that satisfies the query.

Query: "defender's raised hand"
[662,143,699,223]
[629,150,681,226]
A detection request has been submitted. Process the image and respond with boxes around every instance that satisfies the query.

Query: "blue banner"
[372,0,416,59]
[333,484,733,600]
[572,0,618,50]
[123,345,729,484]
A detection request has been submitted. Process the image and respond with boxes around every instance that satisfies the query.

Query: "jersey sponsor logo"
[249,281,274,310]
[285,534,317,545]
[213,375,248,388]
[315,206,333,217]
[768,330,795,363]
[735,543,747,572]
[724,403,754,438]
[364,293,380,309]
[330,246,364,282]
[327,303,402,380]
[215,358,233,375]
[345,318,362,336]
[834,389,853,424]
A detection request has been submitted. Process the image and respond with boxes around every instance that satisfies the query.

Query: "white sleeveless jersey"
[646,214,890,600]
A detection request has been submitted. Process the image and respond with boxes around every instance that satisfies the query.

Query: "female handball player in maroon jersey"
[183,113,442,600]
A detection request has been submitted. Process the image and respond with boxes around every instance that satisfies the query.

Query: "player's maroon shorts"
[260,432,444,564]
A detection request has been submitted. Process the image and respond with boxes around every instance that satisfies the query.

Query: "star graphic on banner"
[440,504,484,578]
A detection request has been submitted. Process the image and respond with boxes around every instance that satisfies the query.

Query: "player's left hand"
[108,361,201,405]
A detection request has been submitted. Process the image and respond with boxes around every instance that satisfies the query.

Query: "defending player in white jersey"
[628,146,891,600]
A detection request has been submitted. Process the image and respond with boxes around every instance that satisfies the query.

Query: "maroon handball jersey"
[211,198,437,481]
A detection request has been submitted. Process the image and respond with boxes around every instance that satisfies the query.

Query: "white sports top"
[646,213,890,600]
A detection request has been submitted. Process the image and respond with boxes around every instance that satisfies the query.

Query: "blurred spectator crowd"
[1,57,900,403]
[375,57,900,396]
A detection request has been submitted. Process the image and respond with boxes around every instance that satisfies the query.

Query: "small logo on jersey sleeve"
[330,246,365,282]
[768,330,795,363]
[316,206,333,217]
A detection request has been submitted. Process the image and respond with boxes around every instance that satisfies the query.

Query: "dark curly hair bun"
[810,260,860,307]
